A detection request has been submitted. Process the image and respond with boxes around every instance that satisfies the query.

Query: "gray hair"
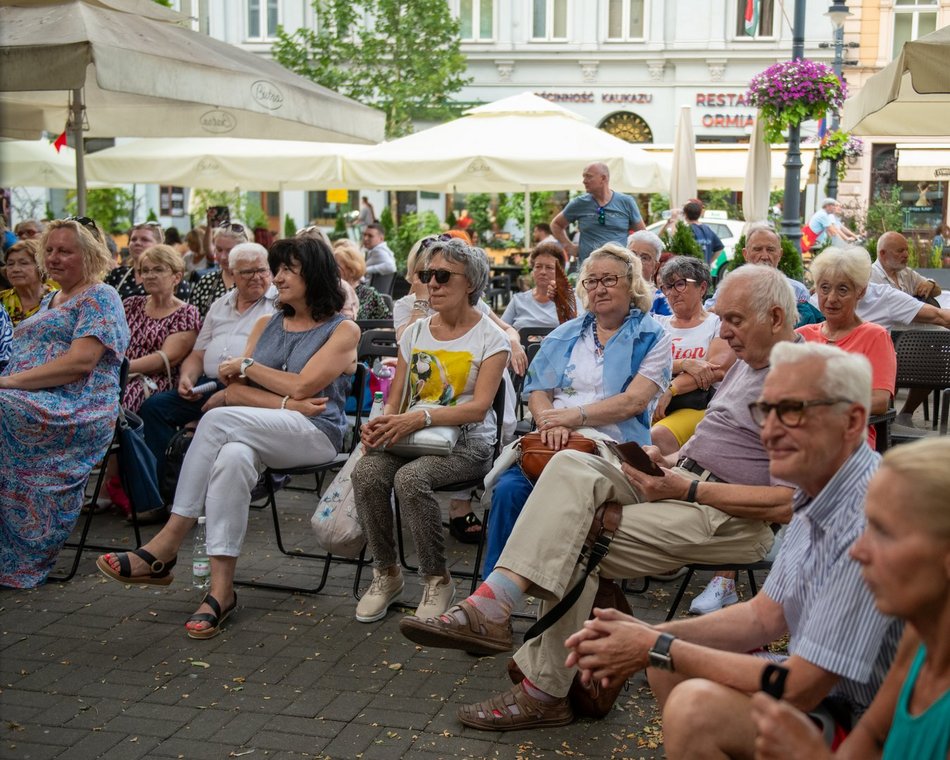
[744,221,779,243]
[229,242,268,269]
[810,246,872,292]
[426,237,489,306]
[659,255,712,293]
[716,264,797,330]
[820,197,839,209]
[627,230,665,258]
[769,341,871,423]
[577,242,653,313]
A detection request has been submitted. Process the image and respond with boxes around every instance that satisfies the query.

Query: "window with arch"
[600,112,653,144]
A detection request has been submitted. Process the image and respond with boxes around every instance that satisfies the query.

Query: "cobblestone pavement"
[1,482,765,760]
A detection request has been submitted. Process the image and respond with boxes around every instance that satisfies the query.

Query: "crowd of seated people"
[1,210,947,759]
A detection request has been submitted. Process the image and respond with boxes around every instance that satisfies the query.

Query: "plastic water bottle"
[369,391,385,420]
[192,516,210,591]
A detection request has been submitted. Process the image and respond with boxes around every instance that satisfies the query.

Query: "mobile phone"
[207,205,230,228]
[605,440,664,477]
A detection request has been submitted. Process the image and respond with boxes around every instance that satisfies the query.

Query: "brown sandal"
[457,683,573,731]
[399,599,513,655]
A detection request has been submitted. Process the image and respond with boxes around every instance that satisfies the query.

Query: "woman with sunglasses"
[105,222,191,302]
[97,235,359,638]
[1,239,56,325]
[752,436,950,760]
[352,237,510,624]
[0,218,130,588]
[480,242,671,575]
[189,222,250,318]
[650,256,736,456]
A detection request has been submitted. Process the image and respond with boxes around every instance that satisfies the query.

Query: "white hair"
[716,264,797,330]
[627,230,665,258]
[769,341,871,422]
[229,242,268,269]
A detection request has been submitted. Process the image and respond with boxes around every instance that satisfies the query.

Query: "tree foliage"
[273,0,471,137]
[391,211,442,270]
[65,188,137,233]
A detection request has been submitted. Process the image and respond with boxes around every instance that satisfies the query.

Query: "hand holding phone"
[605,440,664,477]
[207,205,230,228]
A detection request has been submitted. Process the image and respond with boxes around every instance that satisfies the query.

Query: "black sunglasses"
[220,222,246,235]
[418,268,466,285]
[64,215,101,241]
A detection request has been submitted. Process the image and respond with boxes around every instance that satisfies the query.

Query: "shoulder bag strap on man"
[522,501,623,642]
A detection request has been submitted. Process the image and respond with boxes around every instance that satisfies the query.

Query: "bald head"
[876,231,910,275]
[743,226,783,268]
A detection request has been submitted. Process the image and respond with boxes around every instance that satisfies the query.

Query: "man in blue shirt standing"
[551,162,645,268]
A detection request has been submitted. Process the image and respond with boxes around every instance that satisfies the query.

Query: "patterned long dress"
[0,285,130,588]
[122,296,201,413]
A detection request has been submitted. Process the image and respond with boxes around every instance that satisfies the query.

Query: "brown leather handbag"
[518,430,598,482]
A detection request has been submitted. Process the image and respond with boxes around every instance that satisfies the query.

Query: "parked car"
[647,211,745,282]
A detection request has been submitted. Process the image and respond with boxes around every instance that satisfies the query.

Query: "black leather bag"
[160,427,194,503]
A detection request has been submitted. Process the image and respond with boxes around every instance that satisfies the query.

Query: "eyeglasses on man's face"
[748,398,853,428]
[660,278,697,295]
[236,267,269,279]
[418,268,466,285]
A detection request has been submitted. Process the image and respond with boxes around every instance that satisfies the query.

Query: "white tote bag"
[310,447,366,558]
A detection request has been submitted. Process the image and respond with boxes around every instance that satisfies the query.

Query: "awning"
[896,144,950,182]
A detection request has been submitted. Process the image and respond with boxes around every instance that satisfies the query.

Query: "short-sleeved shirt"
[398,314,510,444]
[763,444,902,714]
[690,223,725,265]
[655,312,722,367]
[562,191,643,264]
[869,259,933,297]
[501,290,562,330]
[195,285,278,378]
[808,209,835,246]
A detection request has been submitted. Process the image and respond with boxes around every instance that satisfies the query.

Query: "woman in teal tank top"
[751,437,950,759]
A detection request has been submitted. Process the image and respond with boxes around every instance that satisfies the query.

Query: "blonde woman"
[332,239,391,320]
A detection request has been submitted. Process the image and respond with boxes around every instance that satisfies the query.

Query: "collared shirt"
[195,285,278,378]
[763,443,902,714]
[869,258,932,297]
[365,242,396,275]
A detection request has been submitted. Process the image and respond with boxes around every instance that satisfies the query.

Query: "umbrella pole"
[71,88,87,216]
[523,189,531,245]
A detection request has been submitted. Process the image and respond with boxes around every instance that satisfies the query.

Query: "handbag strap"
[397,319,424,414]
[157,349,172,386]
[522,501,623,642]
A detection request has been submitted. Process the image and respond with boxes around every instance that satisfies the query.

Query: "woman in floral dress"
[0,218,129,588]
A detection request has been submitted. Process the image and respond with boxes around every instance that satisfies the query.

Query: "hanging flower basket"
[747,60,846,143]
[814,129,864,179]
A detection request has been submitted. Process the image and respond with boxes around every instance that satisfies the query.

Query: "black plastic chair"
[234,363,371,596]
[50,359,142,582]
[368,272,396,296]
[358,328,398,363]
[356,318,394,333]
[893,330,950,440]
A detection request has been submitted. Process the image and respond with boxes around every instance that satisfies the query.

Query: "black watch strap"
[648,632,676,671]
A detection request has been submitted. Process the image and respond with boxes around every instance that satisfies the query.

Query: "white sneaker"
[356,569,404,623]
[689,576,738,615]
[414,575,456,620]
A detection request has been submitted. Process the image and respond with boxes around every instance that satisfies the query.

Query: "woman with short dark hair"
[97,235,360,639]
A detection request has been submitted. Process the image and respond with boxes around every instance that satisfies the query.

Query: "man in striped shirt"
[566,341,901,756]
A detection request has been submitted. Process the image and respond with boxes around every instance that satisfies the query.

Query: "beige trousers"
[499,450,774,697]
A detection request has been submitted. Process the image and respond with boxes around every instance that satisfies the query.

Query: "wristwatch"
[648,632,677,671]
[422,408,433,428]
[239,357,255,378]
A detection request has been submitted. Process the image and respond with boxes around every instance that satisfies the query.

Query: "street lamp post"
[825,1,851,199]
[780,0,807,248]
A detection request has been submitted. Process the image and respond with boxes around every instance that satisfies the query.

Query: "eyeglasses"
[596,206,607,226]
[659,278,697,295]
[64,215,102,241]
[748,398,853,428]
[236,267,269,279]
[581,274,622,290]
[138,266,172,276]
[420,234,454,251]
[418,268,466,285]
[817,283,855,298]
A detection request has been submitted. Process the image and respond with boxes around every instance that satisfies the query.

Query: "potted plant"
[814,130,864,179]
[747,60,846,143]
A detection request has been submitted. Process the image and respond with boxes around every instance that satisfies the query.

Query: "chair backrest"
[369,272,396,295]
[518,325,553,348]
[358,328,399,363]
[356,318,394,332]
[512,341,543,419]
[488,378,507,460]
[895,330,950,390]
[379,293,394,315]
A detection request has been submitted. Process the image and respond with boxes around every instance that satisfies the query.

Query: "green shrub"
[392,211,442,271]
[729,233,804,282]
[662,221,704,260]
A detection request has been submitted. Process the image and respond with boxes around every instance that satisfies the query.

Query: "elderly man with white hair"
[626,229,671,316]
[138,242,277,485]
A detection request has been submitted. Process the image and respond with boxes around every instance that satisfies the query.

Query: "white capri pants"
[171,406,337,556]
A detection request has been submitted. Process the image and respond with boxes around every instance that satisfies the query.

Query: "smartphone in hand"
[605,440,664,477]
[207,205,230,228]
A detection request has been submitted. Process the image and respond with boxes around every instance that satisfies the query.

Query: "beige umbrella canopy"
[669,106,697,209]
[742,114,772,223]
[841,24,950,136]
[0,0,384,212]
[0,138,102,189]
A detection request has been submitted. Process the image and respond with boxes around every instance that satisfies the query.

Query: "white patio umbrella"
[742,114,772,223]
[85,138,370,191]
[0,0,385,213]
[669,106,697,209]
[841,25,950,136]
[642,145,815,191]
[0,139,92,189]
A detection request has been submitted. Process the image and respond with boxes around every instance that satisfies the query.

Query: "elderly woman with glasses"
[650,256,736,456]
[105,222,191,302]
[1,239,56,325]
[0,217,130,588]
[352,237,511,624]
[500,242,576,329]
[189,222,250,317]
[480,242,672,575]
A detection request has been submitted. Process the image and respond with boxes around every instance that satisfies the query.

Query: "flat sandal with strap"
[96,547,177,586]
[186,592,237,640]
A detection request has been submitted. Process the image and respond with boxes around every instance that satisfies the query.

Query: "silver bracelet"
[578,405,588,425]
[280,395,290,410]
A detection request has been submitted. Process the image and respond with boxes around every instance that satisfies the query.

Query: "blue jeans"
[138,377,220,481]
[483,465,534,575]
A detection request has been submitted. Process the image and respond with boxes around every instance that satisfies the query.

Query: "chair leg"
[665,568,697,621]
[469,507,490,595]
[746,568,759,597]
